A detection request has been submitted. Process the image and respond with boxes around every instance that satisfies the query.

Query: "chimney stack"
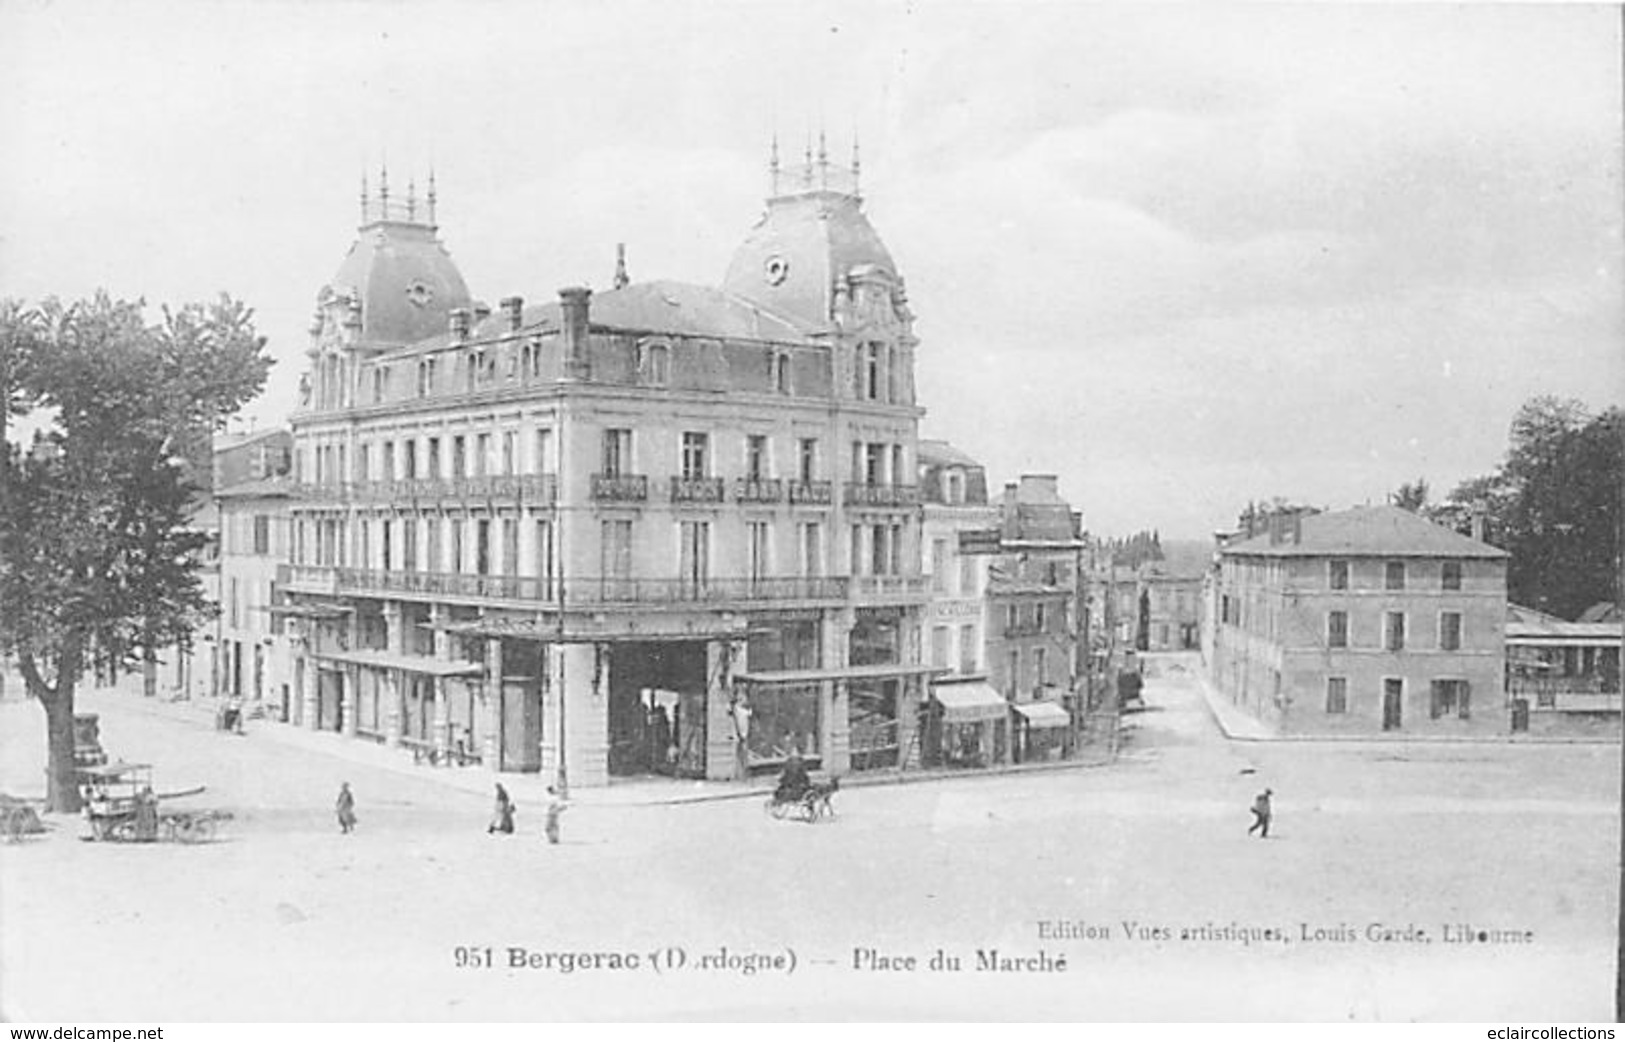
[449,308,471,343]
[559,287,592,380]
[501,296,524,332]
[472,301,491,325]
[1470,511,1488,544]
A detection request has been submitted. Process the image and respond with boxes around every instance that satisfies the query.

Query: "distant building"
[951,475,1085,764]
[1504,603,1620,736]
[918,440,997,680]
[214,475,297,717]
[1098,543,1210,653]
[1209,505,1507,735]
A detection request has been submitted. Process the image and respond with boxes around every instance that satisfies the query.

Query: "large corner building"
[282,153,934,786]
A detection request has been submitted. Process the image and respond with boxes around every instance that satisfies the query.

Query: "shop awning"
[932,683,1010,723]
[1013,700,1072,729]
[312,650,484,677]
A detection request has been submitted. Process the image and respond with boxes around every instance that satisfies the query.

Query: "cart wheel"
[112,820,137,842]
[767,798,789,820]
[168,819,188,843]
[797,799,818,823]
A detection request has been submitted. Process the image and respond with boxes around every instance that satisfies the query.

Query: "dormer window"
[641,340,670,386]
[946,470,965,505]
[772,350,791,394]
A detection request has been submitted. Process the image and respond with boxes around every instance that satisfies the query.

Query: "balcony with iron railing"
[734,477,784,504]
[285,564,341,595]
[296,475,557,505]
[670,475,726,504]
[843,482,920,508]
[591,473,649,502]
[571,575,848,605]
[850,573,930,601]
[788,479,833,505]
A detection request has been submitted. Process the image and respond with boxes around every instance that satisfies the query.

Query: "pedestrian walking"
[335,782,357,834]
[543,785,567,845]
[1247,788,1273,838]
[488,783,515,835]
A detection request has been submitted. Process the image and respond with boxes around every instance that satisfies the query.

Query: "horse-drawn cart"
[79,762,229,843]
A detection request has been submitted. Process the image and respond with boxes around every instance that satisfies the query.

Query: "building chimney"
[501,296,524,332]
[559,287,592,380]
[472,301,491,325]
[1470,511,1488,544]
[1268,513,1282,546]
[449,308,471,343]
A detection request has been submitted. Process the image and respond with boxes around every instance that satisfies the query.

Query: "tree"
[1441,396,1622,619]
[0,293,269,812]
[1390,478,1429,513]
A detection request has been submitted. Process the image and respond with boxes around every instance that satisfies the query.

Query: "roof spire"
[379,163,390,216]
[769,133,781,196]
[613,243,630,290]
[817,127,829,189]
[802,132,813,188]
[851,134,861,196]
[360,169,370,223]
[407,175,417,221]
[427,167,438,226]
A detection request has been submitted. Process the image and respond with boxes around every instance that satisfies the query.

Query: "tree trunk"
[42,684,81,813]
[142,633,157,699]
[21,647,85,814]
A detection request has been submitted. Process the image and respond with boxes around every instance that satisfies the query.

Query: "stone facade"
[281,157,936,786]
[1209,505,1508,735]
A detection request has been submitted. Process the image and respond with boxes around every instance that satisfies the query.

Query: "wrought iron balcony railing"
[787,479,833,505]
[850,574,930,599]
[843,482,920,508]
[670,476,726,504]
[591,473,648,502]
[734,477,784,504]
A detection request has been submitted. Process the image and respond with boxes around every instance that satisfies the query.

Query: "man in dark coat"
[775,751,811,804]
[1248,788,1273,838]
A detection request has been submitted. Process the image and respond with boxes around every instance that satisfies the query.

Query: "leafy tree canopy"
[0,292,270,810]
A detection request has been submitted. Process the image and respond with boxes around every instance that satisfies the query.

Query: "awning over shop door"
[1013,700,1072,729]
[933,683,1009,723]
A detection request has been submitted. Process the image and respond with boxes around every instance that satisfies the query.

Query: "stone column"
[383,602,405,746]
[300,654,319,731]
[542,642,609,789]
[820,608,855,774]
[482,637,504,771]
[341,664,359,737]
[431,606,452,755]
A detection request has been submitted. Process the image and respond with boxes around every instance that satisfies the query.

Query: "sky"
[1,1,1619,538]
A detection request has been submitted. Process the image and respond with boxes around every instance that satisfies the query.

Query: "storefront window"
[743,683,821,764]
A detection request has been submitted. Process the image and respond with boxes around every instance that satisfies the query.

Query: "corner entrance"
[606,641,708,778]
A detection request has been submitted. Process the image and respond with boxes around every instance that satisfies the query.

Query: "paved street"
[1,655,1617,1021]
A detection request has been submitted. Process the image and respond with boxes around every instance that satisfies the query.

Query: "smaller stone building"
[1209,505,1507,735]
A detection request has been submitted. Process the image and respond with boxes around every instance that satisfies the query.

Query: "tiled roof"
[1223,504,1506,558]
